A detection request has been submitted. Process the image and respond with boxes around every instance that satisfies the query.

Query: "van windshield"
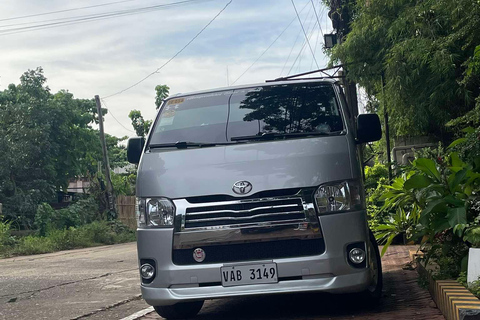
[149,83,344,145]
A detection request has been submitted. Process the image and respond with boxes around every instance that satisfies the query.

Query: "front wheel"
[362,229,383,305]
[154,300,204,319]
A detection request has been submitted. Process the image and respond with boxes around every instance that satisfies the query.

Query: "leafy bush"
[364,162,389,191]
[111,172,135,196]
[0,219,13,247]
[458,271,480,298]
[365,161,390,231]
[373,143,480,278]
[14,235,55,256]
[35,203,55,236]
[35,198,98,236]
[375,205,421,256]
[0,220,135,257]
[450,127,480,165]
[47,228,92,250]
[78,221,117,245]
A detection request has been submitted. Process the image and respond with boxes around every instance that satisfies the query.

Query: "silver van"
[127,79,383,319]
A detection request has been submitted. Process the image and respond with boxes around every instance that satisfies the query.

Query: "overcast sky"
[1,0,335,138]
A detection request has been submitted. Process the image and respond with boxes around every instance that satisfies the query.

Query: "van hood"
[137,136,355,199]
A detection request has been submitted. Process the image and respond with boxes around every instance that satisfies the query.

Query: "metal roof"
[168,78,337,99]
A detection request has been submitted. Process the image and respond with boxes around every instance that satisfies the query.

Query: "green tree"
[155,84,170,109]
[128,110,152,137]
[332,0,480,141]
[106,134,128,169]
[129,84,170,136]
[0,68,128,228]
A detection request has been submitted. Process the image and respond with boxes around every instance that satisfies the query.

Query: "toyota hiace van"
[127,79,383,319]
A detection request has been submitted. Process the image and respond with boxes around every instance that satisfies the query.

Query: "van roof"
[168,78,338,99]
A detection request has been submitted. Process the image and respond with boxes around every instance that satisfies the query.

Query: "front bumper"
[137,210,371,306]
[142,270,370,306]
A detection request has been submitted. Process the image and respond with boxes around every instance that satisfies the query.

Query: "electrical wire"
[0,0,142,22]
[230,1,310,86]
[287,11,319,74]
[295,2,317,74]
[0,0,208,29]
[309,1,326,71]
[279,28,303,77]
[291,0,319,70]
[101,98,136,133]
[103,0,232,99]
[310,0,324,38]
[0,0,213,36]
[279,2,316,77]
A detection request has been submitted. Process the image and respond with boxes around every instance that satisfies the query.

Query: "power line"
[103,0,232,99]
[0,0,208,29]
[279,28,303,77]
[101,99,136,134]
[231,0,310,85]
[0,0,213,36]
[0,0,142,22]
[287,11,319,74]
[310,0,324,38]
[295,1,317,74]
[279,3,315,77]
[291,0,319,70]
[309,1,325,71]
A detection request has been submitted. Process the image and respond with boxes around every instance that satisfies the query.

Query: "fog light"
[349,248,366,264]
[140,263,155,279]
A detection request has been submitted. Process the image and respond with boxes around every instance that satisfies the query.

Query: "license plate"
[221,263,278,287]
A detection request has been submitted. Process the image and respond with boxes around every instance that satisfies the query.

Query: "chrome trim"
[184,218,306,231]
[172,190,322,250]
[186,211,304,223]
[186,203,299,216]
[173,221,317,249]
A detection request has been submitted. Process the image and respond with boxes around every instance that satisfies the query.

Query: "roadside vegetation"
[329,0,480,282]
[0,68,169,258]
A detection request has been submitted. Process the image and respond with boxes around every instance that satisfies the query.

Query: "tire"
[154,300,204,319]
[362,229,383,305]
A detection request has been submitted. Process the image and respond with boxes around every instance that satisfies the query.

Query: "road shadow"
[192,268,437,320]
[194,272,401,319]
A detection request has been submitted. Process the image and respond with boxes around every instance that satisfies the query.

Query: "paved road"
[0,243,445,320]
[0,243,150,320]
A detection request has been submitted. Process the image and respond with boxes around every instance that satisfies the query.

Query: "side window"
[228,84,344,137]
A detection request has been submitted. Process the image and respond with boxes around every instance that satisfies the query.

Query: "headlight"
[136,197,175,228]
[314,180,364,214]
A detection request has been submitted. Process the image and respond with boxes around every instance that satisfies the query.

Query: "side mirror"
[356,114,382,144]
[127,137,145,164]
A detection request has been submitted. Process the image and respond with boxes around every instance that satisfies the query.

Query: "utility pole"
[95,95,116,216]
[381,74,393,181]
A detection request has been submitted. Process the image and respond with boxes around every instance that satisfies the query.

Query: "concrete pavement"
[0,243,149,320]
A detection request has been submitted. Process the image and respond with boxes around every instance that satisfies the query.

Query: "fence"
[116,195,137,230]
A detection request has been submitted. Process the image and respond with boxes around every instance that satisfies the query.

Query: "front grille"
[185,188,303,203]
[184,197,305,229]
[172,238,325,265]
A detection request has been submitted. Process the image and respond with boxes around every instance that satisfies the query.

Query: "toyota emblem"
[232,181,253,195]
[193,248,206,263]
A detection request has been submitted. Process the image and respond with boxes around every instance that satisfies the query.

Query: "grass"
[0,220,136,258]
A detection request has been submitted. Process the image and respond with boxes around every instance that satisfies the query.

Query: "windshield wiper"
[148,141,237,150]
[230,131,342,142]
